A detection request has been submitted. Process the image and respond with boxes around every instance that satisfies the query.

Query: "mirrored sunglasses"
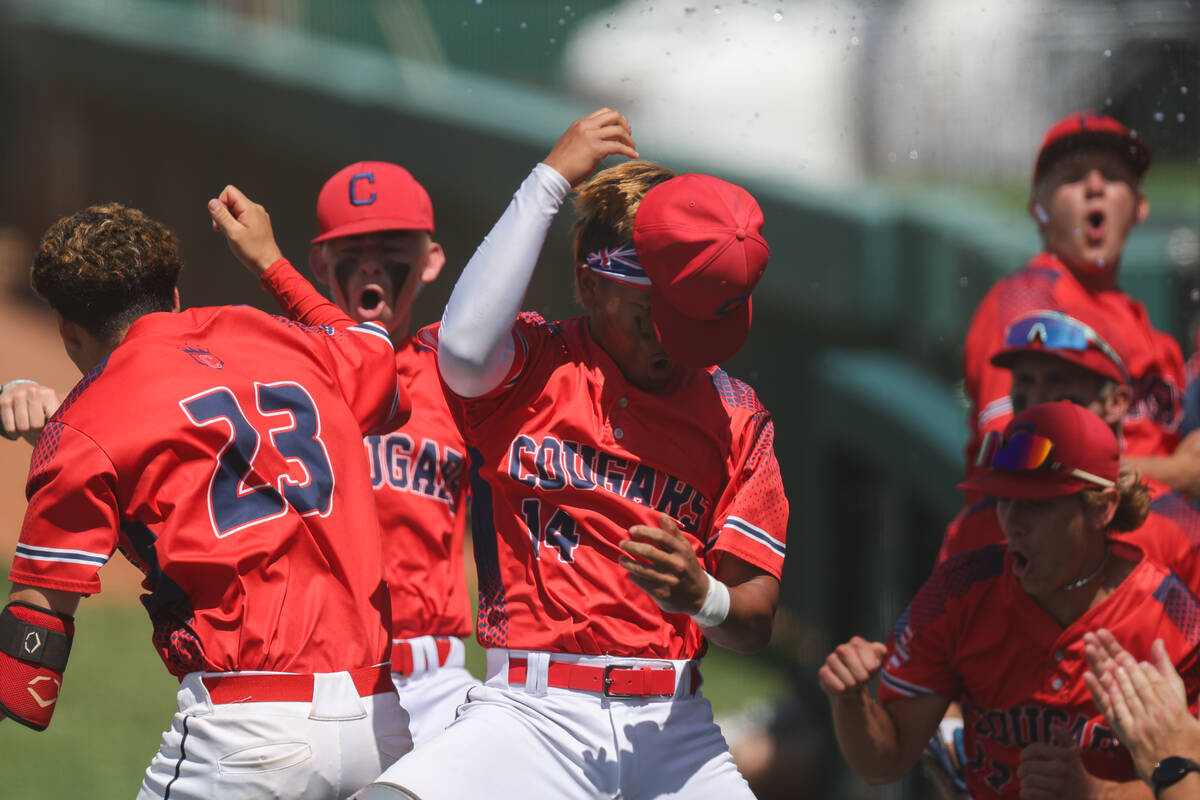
[1003,311,1128,383]
[975,428,1115,488]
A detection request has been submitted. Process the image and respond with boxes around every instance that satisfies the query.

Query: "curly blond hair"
[32,203,182,342]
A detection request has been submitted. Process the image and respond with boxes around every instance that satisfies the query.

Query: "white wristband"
[938,716,963,744]
[1,379,37,394]
[690,572,731,628]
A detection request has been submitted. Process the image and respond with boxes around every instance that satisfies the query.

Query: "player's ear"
[1028,197,1049,227]
[418,241,445,285]
[576,267,600,311]
[1102,383,1132,426]
[1083,486,1118,530]
[309,245,332,284]
[55,311,83,352]
[1133,190,1150,227]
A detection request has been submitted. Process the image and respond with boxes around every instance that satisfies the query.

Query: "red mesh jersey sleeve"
[295,317,409,437]
[259,258,354,329]
[11,421,118,595]
[708,372,788,580]
[879,545,1006,704]
[433,313,552,437]
[1132,496,1200,593]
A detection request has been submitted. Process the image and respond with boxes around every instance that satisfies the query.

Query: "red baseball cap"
[632,174,769,367]
[1033,111,1151,185]
[990,306,1129,385]
[312,161,434,244]
[958,401,1119,500]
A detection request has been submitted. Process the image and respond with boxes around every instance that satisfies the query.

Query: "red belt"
[508,658,695,698]
[390,638,455,676]
[202,664,394,704]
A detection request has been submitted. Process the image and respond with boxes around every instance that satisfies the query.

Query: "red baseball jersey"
[422,313,788,659]
[936,495,1200,591]
[963,252,1184,470]
[258,261,471,639]
[11,301,408,678]
[881,542,1200,797]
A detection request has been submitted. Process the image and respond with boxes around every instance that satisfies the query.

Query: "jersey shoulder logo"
[182,344,225,370]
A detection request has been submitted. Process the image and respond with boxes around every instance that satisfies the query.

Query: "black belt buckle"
[603,663,639,697]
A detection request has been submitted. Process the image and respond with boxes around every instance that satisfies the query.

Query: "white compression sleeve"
[438,163,572,398]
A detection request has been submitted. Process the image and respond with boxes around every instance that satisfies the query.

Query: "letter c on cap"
[350,172,377,206]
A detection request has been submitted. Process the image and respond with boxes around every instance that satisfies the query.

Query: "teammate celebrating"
[941,306,1200,588]
[1,197,414,799]
[358,109,788,799]
[821,401,1200,798]
[234,161,478,747]
[963,111,1185,483]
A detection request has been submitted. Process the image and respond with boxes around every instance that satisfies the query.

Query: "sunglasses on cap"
[1003,310,1129,383]
[975,428,1115,488]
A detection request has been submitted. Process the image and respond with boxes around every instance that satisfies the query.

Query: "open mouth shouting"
[1084,210,1106,245]
[355,284,388,320]
[1010,548,1030,579]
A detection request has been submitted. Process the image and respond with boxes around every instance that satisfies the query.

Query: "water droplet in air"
[959,276,969,288]
[773,10,783,21]
[495,26,501,32]
[851,35,861,46]
[550,37,557,44]
[521,21,528,29]
[1105,97,1113,106]
[1104,49,1112,57]
[558,18,566,25]
[1191,288,1200,303]
[475,0,482,4]
[713,4,722,13]
[909,150,919,160]
[1096,258,1105,268]
[1154,111,1165,122]
[1179,113,1187,123]
[1182,86,1190,95]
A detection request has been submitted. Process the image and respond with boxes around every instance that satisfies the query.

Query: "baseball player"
[356,109,788,799]
[237,162,479,747]
[1,195,415,799]
[821,401,1200,798]
[963,111,1185,487]
[942,306,1200,588]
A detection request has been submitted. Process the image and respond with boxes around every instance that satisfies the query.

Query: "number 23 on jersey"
[181,381,335,537]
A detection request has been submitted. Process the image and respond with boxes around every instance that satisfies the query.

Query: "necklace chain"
[1060,550,1111,592]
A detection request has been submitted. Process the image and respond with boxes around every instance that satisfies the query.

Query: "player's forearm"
[1090,777,1155,800]
[9,583,82,617]
[1158,772,1200,800]
[829,691,914,784]
[699,573,777,653]
[1124,451,1200,498]
[438,163,571,397]
[259,259,355,329]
